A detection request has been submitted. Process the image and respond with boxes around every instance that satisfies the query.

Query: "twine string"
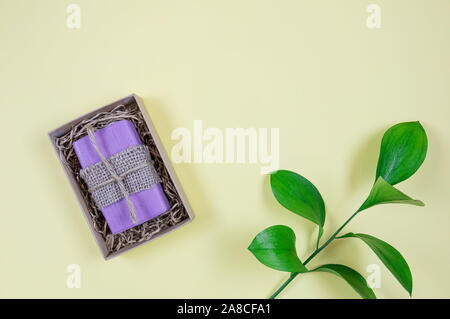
[86,124,138,224]
[88,160,153,192]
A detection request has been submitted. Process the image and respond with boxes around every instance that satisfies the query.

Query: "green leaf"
[311,264,376,299]
[339,233,413,296]
[316,225,324,249]
[376,121,427,185]
[359,176,424,212]
[270,170,326,228]
[248,225,308,273]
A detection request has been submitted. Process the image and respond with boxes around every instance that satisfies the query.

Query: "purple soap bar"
[73,120,170,234]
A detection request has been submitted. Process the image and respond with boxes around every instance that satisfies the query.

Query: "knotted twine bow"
[85,124,151,224]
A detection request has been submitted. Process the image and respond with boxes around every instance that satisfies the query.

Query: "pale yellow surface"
[0,0,449,299]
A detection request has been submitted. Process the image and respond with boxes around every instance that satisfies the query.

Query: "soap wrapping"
[80,144,160,209]
[73,119,170,234]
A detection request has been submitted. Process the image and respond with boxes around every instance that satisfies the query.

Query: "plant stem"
[270,272,298,299]
[269,211,360,299]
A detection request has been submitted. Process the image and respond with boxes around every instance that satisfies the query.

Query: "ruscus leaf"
[339,233,413,296]
[376,121,427,185]
[316,225,324,249]
[248,225,308,273]
[359,176,424,212]
[311,264,376,299]
[270,170,326,228]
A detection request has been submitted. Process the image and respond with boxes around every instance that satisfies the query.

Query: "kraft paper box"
[48,94,194,259]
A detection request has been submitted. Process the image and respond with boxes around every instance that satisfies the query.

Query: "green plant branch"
[259,122,427,299]
[269,211,360,299]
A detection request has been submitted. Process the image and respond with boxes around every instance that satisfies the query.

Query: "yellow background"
[0,0,449,298]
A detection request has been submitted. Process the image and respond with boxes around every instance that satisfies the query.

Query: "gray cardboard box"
[48,94,194,259]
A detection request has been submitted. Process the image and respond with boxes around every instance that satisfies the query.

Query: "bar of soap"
[73,120,170,234]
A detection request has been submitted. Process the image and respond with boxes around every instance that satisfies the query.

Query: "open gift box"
[48,94,194,259]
